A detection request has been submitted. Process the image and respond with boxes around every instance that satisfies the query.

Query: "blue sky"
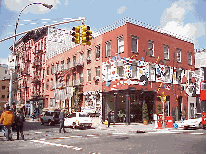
[0,0,206,64]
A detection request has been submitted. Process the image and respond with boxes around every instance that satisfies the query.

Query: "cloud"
[117,6,127,14]
[160,0,205,48]
[4,0,60,14]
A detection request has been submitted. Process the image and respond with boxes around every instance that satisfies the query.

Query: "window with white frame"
[106,41,111,57]
[149,63,156,81]
[95,45,100,58]
[176,69,182,83]
[95,66,100,77]
[164,66,170,82]
[131,36,138,53]
[189,71,193,84]
[106,65,111,80]
[87,69,91,82]
[164,45,169,60]
[148,40,154,57]
[80,53,84,62]
[188,52,192,65]
[66,74,69,86]
[118,36,124,53]
[176,49,181,62]
[87,49,91,58]
[132,62,137,78]
[51,65,54,74]
[117,66,124,78]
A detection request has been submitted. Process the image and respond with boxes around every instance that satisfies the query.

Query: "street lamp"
[9,3,53,108]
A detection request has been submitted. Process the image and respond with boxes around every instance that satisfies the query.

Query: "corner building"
[46,17,196,123]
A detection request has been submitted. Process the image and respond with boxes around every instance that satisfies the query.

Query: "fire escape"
[31,49,43,102]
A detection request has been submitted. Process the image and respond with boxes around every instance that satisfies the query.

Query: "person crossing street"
[59,109,66,133]
[15,111,24,140]
[0,106,15,141]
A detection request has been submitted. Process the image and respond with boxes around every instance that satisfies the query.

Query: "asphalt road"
[0,121,206,154]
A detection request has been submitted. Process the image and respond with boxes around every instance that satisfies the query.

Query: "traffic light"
[71,26,80,44]
[82,25,92,46]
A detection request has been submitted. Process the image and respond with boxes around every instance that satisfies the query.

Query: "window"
[46,80,49,90]
[117,66,124,78]
[118,36,124,53]
[87,69,91,82]
[95,66,100,77]
[149,64,156,81]
[2,95,5,99]
[106,65,111,80]
[73,56,76,67]
[2,86,5,90]
[87,49,91,59]
[148,40,154,57]
[61,60,64,70]
[176,49,181,62]
[132,62,137,78]
[131,36,138,53]
[188,52,192,65]
[66,74,69,86]
[5,70,7,74]
[80,71,83,84]
[96,45,100,58]
[176,69,182,83]
[106,41,111,57]
[47,66,49,75]
[67,58,70,69]
[51,65,54,74]
[80,53,84,62]
[189,71,193,84]
[50,79,54,90]
[164,45,169,60]
[164,66,170,82]
[72,73,76,85]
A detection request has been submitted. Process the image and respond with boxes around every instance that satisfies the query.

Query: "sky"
[0,0,206,64]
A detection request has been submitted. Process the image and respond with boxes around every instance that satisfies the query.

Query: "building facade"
[11,17,202,123]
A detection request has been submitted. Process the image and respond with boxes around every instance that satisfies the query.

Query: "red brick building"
[45,17,195,123]
[12,17,197,123]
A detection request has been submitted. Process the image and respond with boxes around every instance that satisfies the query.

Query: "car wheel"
[199,122,202,129]
[41,119,44,125]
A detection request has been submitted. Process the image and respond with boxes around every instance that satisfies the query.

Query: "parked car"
[64,112,92,129]
[40,111,60,126]
[180,113,202,130]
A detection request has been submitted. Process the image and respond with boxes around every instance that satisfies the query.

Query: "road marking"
[30,140,83,151]
[112,133,128,135]
[148,131,180,134]
[190,133,205,135]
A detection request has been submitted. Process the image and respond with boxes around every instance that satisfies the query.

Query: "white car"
[64,112,92,129]
[180,113,202,130]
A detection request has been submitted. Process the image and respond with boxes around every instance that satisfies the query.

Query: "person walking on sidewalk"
[15,111,24,140]
[0,106,15,141]
[59,109,66,133]
[107,111,112,128]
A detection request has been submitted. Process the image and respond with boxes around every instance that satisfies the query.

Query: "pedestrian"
[107,111,112,128]
[32,113,35,121]
[0,106,15,141]
[15,111,24,140]
[59,109,66,133]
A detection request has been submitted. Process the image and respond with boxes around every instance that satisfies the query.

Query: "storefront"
[102,89,156,124]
